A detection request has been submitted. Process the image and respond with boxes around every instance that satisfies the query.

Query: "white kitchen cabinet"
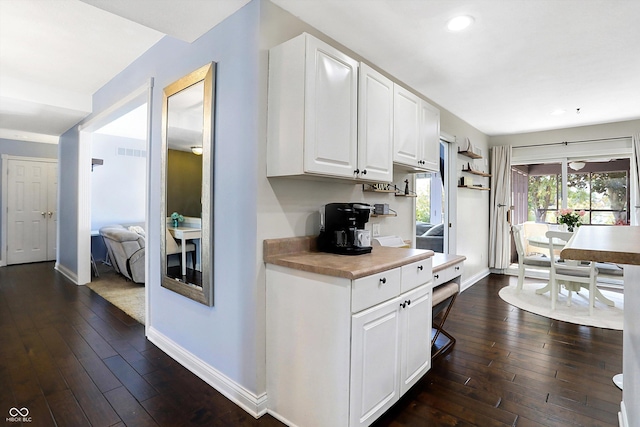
[267,33,359,179]
[419,99,441,172]
[349,284,431,427]
[266,260,433,427]
[399,285,432,395]
[349,294,401,427]
[393,83,440,173]
[393,83,421,168]
[357,63,394,182]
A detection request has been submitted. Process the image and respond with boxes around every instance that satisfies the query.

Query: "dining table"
[168,226,202,276]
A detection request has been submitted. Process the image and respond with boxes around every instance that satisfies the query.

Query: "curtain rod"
[512,136,630,149]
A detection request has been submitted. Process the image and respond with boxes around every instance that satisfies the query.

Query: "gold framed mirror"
[161,63,215,306]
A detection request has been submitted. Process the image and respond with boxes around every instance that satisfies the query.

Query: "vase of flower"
[171,212,184,228]
[557,209,585,232]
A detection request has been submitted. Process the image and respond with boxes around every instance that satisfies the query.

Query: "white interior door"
[47,163,57,260]
[7,159,57,265]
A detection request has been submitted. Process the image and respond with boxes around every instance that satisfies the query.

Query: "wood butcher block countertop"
[264,236,434,280]
[561,225,640,266]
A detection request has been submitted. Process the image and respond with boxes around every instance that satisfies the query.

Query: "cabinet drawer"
[401,258,433,293]
[352,268,401,313]
[433,262,463,287]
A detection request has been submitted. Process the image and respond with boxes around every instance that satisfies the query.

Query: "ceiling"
[1,0,638,144]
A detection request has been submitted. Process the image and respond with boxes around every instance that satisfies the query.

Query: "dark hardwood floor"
[0,263,621,426]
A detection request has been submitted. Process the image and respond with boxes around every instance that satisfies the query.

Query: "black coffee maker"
[318,203,372,255]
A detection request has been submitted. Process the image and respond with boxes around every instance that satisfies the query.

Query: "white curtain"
[632,132,640,225]
[489,145,512,269]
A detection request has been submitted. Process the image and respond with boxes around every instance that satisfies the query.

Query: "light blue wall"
[59,0,263,394]
[58,129,80,274]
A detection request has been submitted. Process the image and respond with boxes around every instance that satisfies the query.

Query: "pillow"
[415,222,432,235]
[128,225,145,237]
[424,223,444,236]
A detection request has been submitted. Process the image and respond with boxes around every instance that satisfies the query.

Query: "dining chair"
[546,230,599,315]
[512,224,552,290]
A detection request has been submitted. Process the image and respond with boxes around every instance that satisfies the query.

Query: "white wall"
[90,134,146,229]
[490,119,639,148]
[258,1,491,291]
[441,110,491,284]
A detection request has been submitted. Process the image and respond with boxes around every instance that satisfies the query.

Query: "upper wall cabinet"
[393,83,440,173]
[267,33,359,180]
[419,99,440,172]
[357,63,394,182]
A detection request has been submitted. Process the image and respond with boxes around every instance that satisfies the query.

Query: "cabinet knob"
[400,302,406,308]
[380,277,386,284]
[354,169,360,175]
[41,212,46,217]
[455,266,460,271]
[434,274,439,279]
[418,265,423,271]
[405,300,411,306]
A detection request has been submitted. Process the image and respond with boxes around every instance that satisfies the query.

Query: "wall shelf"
[458,185,490,191]
[457,150,482,159]
[362,184,417,197]
[462,167,491,177]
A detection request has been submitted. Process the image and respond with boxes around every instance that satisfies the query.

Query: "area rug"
[86,268,145,325]
[498,280,623,330]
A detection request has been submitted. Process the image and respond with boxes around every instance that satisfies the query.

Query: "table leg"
[181,238,187,276]
[535,282,551,294]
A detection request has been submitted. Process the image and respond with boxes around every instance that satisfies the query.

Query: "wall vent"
[117,147,146,158]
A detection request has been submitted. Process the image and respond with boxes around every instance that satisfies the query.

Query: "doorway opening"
[416,141,449,253]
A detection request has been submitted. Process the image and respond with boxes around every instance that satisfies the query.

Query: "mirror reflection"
[166,81,204,286]
[161,63,214,306]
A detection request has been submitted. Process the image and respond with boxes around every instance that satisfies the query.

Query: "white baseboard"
[147,326,268,418]
[618,400,628,427]
[461,268,490,292]
[55,262,79,284]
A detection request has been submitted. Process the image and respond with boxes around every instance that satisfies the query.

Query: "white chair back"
[545,230,598,314]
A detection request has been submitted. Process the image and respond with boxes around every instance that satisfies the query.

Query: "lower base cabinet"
[350,285,432,427]
[266,263,432,427]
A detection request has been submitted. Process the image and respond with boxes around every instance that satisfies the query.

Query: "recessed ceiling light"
[551,109,566,116]
[447,15,474,31]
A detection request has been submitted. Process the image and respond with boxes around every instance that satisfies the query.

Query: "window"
[512,158,630,226]
[567,171,628,224]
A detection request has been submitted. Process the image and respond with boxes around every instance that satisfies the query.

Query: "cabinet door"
[419,99,440,172]
[393,83,421,168]
[304,36,359,178]
[350,297,401,427]
[358,63,393,182]
[399,285,432,395]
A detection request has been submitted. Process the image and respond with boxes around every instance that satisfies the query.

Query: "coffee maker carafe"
[318,203,373,255]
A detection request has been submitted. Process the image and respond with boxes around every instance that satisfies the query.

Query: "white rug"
[87,268,145,325]
[498,280,623,330]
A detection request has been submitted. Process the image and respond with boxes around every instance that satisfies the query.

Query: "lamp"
[191,146,203,155]
[569,161,585,171]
